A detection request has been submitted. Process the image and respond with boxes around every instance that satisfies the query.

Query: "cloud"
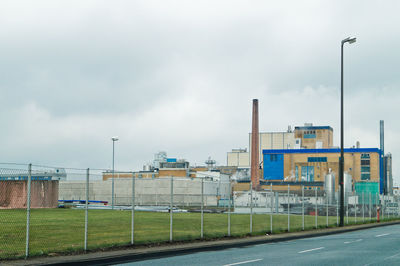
[0,1,399,183]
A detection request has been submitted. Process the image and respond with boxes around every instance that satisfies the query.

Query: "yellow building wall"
[232,182,251,191]
[227,152,250,167]
[282,151,380,191]
[103,172,157,181]
[159,169,187,177]
[294,128,333,149]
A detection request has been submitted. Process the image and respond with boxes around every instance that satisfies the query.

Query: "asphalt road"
[118,224,400,266]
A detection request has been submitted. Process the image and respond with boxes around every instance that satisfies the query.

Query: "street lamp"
[339,37,356,227]
[111,136,119,210]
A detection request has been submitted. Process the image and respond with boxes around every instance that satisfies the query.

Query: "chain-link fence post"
[362,192,365,222]
[84,168,89,251]
[326,192,328,227]
[302,185,304,230]
[155,182,158,206]
[271,184,273,233]
[201,177,204,239]
[354,195,357,223]
[131,173,135,245]
[346,197,349,224]
[315,188,318,229]
[276,192,279,219]
[228,180,231,237]
[369,192,371,221]
[287,184,290,232]
[170,177,173,242]
[25,163,32,259]
[375,192,378,221]
[250,182,253,234]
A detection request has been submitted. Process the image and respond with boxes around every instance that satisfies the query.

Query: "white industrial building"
[227,127,296,167]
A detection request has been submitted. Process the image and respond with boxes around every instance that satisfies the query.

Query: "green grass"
[0,209,394,260]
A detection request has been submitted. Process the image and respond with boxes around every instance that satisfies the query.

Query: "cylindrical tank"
[344,172,353,203]
[143,164,151,171]
[324,173,335,204]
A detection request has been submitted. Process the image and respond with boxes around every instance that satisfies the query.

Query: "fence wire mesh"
[0,166,28,259]
[1,164,399,261]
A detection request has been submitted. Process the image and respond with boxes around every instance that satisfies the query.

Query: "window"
[361,153,370,159]
[361,160,370,165]
[308,157,327,163]
[361,166,370,172]
[361,153,370,180]
[361,173,370,180]
[295,166,299,181]
[301,166,314,181]
[270,154,278,161]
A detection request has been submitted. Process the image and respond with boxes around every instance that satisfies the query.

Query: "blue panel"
[166,158,177,162]
[294,126,333,131]
[263,154,284,180]
[303,134,316,139]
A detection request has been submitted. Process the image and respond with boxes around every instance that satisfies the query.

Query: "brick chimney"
[251,99,260,189]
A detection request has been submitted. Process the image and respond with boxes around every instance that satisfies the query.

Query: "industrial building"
[227,123,333,167]
[0,171,63,208]
[103,151,225,181]
[227,99,392,197]
[262,148,382,196]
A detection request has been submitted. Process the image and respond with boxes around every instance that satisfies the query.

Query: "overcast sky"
[0,1,399,182]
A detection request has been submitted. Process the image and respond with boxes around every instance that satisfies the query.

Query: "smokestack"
[251,99,260,189]
[380,120,384,155]
[380,120,387,194]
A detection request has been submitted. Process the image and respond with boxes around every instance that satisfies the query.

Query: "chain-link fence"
[0,163,399,260]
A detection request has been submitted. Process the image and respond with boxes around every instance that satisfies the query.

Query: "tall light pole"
[111,136,119,210]
[340,37,356,227]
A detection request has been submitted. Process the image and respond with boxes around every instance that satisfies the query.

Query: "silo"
[344,172,353,203]
[324,173,335,204]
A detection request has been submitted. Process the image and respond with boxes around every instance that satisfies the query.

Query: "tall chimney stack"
[251,99,260,189]
[380,120,384,155]
[380,120,386,194]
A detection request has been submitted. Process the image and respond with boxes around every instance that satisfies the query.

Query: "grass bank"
[0,208,384,260]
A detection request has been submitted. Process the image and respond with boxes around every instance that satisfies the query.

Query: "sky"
[0,1,399,182]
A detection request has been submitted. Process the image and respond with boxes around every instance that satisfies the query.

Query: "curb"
[9,220,400,266]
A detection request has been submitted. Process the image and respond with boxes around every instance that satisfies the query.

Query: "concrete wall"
[0,180,59,209]
[59,177,230,206]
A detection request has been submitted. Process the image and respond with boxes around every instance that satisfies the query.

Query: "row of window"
[308,157,327,163]
[270,154,279,161]
[303,130,316,135]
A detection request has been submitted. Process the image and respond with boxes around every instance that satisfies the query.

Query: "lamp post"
[111,136,119,210]
[340,37,356,227]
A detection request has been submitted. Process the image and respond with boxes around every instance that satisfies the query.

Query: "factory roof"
[294,126,333,131]
[262,148,381,154]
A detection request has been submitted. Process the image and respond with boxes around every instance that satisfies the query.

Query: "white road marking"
[298,247,325,254]
[376,233,390,237]
[344,239,363,244]
[223,258,263,266]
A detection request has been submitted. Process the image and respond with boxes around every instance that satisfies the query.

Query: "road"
[118,224,400,266]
